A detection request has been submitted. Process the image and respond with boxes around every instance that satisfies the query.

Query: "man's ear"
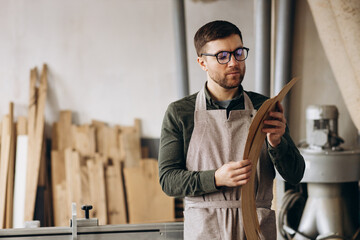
[197,56,208,71]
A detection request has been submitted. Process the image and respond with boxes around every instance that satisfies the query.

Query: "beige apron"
[184,87,276,240]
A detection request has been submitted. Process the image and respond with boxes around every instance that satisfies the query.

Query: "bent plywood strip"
[241,78,299,239]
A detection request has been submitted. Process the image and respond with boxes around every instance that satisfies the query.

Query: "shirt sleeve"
[158,102,219,198]
[267,126,305,185]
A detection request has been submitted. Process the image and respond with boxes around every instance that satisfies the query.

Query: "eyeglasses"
[201,47,249,64]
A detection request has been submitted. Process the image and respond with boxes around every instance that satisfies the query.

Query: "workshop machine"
[279,105,360,240]
[0,204,184,240]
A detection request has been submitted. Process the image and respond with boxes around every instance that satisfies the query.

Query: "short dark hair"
[194,20,243,56]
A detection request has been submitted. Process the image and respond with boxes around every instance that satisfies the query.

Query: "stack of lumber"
[51,115,175,226]
[1,64,175,228]
[0,65,49,229]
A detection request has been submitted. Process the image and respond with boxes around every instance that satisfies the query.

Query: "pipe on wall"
[173,0,190,98]
[254,0,271,97]
[273,2,295,240]
[274,0,295,117]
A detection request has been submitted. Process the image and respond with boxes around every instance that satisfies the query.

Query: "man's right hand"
[214,160,252,187]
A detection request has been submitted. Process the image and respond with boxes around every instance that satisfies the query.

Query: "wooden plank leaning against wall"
[0,64,175,228]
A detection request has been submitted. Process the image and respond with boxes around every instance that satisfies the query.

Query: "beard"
[208,66,245,89]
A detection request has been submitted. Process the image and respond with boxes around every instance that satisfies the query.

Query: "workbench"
[0,222,184,240]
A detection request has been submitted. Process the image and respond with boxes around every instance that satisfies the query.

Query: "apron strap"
[195,87,207,111]
[185,199,271,210]
[195,86,255,111]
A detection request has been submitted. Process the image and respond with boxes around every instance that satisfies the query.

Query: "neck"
[206,79,240,101]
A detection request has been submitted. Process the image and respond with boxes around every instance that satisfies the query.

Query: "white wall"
[185,0,255,94]
[0,0,255,138]
[0,0,358,145]
[290,0,358,147]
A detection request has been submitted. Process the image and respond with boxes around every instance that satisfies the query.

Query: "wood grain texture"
[51,150,69,226]
[51,111,73,226]
[65,149,83,217]
[16,117,28,136]
[72,124,96,158]
[123,159,175,224]
[58,111,73,151]
[0,103,14,228]
[25,64,47,221]
[105,160,127,224]
[241,78,299,239]
[87,155,107,225]
[5,121,15,228]
[119,119,142,168]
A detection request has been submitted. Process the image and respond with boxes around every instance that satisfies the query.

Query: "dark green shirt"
[159,84,305,198]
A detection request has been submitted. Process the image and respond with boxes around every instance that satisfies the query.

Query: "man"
[159,20,305,239]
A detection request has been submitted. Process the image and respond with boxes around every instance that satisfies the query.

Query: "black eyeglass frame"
[200,47,250,64]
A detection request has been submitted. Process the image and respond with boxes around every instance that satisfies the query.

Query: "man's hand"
[262,101,286,147]
[214,160,252,187]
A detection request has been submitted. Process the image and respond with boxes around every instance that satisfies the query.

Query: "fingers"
[214,160,253,187]
[227,159,251,169]
[276,101,284,113]
[263,119,285,128]
[267,112,286,123]
[230,163,252,177]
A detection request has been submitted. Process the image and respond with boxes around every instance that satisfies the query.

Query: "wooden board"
[25,64,47,221]
[65,149,82,217]
[123,159,175,224]
[54,182,68,226]
[16,117,28,136]
[87,155,107,225]
[51,111,73,226]
[0,103,14,228]
[72,125,96,158]
[106,127,119,162]
[5,121,15,229]
[79,164,91,217]
[51,150,69,226]
[241,78,299,239]
[91,120,107,155]
[119,119,142,168]
[58,111,73,151]
[92,122,120,162]
[105,160,127,224]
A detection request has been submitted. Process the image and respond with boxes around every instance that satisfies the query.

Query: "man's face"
[198,34,246,89]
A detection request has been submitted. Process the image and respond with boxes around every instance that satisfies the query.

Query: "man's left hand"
[262,101,286,148]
